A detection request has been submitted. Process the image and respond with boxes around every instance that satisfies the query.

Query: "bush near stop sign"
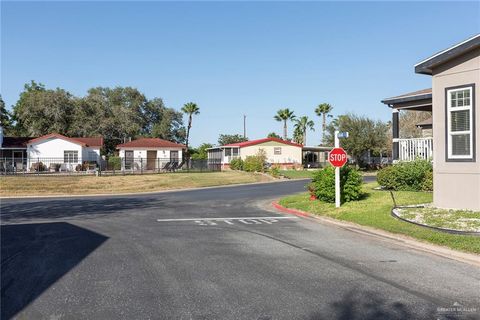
[307,147,363,204]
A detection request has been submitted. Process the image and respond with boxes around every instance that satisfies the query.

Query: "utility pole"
[243,114,247,138]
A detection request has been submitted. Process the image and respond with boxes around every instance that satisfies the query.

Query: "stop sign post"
[329,131,349,208]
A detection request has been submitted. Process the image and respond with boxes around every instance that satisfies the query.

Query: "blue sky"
[2,1,479,146]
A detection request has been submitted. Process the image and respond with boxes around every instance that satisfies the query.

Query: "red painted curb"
[271,201,312,218]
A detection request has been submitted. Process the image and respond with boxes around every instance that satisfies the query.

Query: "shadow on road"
[308,290,431,320]
[1,222,108,319]
[0,196,167,223]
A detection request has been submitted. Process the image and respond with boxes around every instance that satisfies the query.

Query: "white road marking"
[156,216,297,222]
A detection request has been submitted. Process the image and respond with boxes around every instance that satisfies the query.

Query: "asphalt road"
[1,180,479,320]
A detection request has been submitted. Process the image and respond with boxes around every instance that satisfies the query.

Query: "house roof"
[1,137,32,149]
[416,117,433,128]
[27,133,103,147]
[381,88,432,106]
[223,137,303,148]
[116,138,186,149]
[415,34,480,75]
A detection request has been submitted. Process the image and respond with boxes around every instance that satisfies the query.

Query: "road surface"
[1,180,479,319]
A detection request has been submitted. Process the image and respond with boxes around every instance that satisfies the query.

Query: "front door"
[170,151,179,162]
[125,150,134,169]
[12,151,25,170]
[147,150,157,170]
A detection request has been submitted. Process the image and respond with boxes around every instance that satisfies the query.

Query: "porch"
[382,88,433,162]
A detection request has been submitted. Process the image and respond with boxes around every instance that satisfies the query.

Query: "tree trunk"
[283,120,287,140]
[303,129,307,145]
[322,113,326,145]
[185,115,192,160]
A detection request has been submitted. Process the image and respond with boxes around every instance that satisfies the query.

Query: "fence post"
[37,157,40,176]
[140,158,143,175]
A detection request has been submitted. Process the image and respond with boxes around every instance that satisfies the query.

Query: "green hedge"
[243,155,265,172]
[377,159,432,191]
[310,166,363,203]
[107,156,122,170]
[230,158,244,170]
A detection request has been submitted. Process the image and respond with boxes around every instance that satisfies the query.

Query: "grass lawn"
[280,170,318,179]
[279,182,480,254]
[280,169,377,180]
[0,171,272,197]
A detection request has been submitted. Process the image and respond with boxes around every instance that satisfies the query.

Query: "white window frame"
[64,150,79,163]
[446,86,474,160]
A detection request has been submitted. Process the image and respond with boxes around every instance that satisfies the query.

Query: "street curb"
[0,178,311,200]
[271,201,480,268]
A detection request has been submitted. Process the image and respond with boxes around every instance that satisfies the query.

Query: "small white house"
[207,137,303,170]
[27,133,103,171]
[116,138,186,170]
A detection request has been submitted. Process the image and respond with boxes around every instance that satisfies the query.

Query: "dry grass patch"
[0,171,272,197]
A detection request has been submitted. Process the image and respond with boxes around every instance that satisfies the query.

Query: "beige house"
[382,34,480,210]
[117,138,186,171]
[207,137,303,170]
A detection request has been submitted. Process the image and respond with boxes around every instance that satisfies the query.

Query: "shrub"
[230,158,244,170]
[269,165,280,178]
[377,159,433,191]
[108,156,121,170]
[421,170,433,192]
[311,166,363,203]
[243,149,267,172]
[30,162,46,172]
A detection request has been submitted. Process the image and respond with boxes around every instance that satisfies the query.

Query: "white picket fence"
[394,137,433,161]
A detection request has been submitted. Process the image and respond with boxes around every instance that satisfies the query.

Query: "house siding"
[118,147,184,170]
[431,47,480,210]
[239,142,302,165]
[118,148,183,160]
[28,138,84,161]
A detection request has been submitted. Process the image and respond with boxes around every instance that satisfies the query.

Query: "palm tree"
[294,116,315,145]
[274,108,295,140]
[181,102,200,159]
[315,103,333,145]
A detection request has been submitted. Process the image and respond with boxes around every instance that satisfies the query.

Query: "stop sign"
[328,148,348,167]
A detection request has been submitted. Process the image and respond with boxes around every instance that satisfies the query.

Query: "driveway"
[1,180,479,320]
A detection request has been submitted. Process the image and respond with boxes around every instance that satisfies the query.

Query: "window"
[64,150,78,163]
[232,148,239,156]
[274,147,282,155]
[224,148,232,156]
[446,85,475,161]
[88,151,98,161]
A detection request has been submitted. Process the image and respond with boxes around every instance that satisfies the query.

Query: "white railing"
[394,137,433,162]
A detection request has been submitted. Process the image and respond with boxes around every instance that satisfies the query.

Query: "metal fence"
[0,157,221,176]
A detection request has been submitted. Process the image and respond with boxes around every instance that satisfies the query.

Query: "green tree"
[151,108,186,143]
[181,102,200,158]
[274,108,295,140]
[0,95,13,134]
[218,134,248,146]
[190,143,213,160]
[69,86,146,153]
[325,113,388,166]
[12,81,75,136]
[267,132,281,139]
[315,103,333,145]
[293,116,314,145]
